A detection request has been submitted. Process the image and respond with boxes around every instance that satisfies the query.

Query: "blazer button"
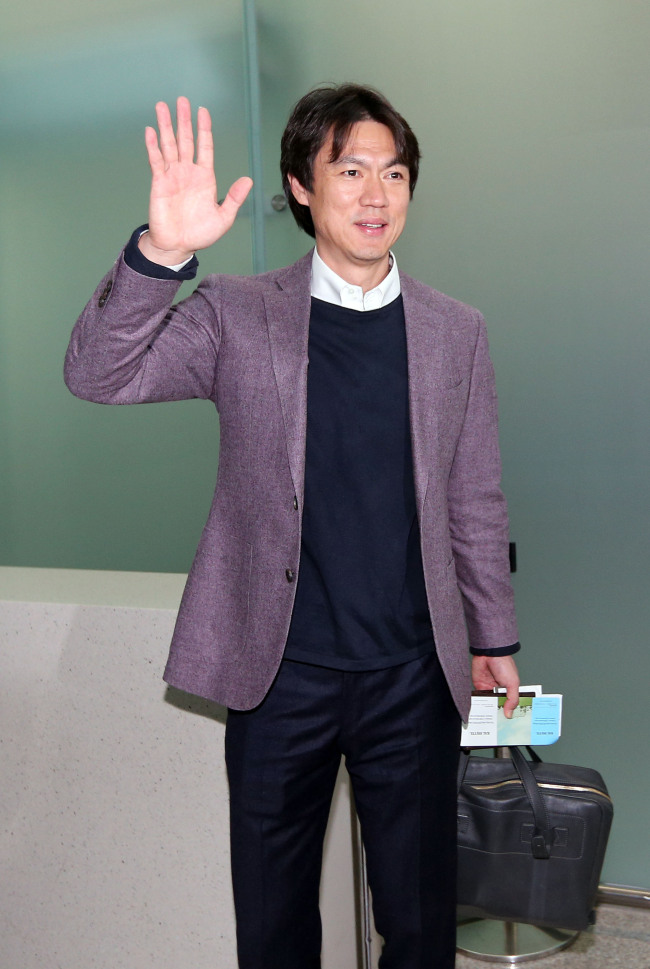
[98,280,113,307]
[292,496,299,511]
[285,568,295,583]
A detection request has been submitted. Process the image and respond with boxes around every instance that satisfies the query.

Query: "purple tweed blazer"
[65,247,518,720]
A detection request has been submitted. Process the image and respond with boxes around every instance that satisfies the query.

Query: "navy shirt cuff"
[123,225,199,280]
[470,641,521,657]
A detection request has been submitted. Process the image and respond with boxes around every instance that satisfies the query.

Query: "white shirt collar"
[310,248,401,312]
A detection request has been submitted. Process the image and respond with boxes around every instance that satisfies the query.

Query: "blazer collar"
[271,249,314,296]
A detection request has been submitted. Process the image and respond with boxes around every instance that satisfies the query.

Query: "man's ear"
[288,175,310,207]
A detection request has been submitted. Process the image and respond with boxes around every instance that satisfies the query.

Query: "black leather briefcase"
[457,746,614,931]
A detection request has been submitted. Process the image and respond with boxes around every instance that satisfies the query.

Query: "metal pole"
[350,797,374,969]
[242,0,266,273]
[357,813,374,969]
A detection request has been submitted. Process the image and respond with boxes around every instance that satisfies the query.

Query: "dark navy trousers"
[225,652,461,969]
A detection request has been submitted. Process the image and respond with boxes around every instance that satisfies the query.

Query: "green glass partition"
[255,0,650,893]
[2,0,650,893]
[1,2,252,572]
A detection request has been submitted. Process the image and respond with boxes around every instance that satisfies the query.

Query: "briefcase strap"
[458,746,553,859]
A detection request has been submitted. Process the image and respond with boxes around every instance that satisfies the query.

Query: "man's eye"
[388,171,404,179]
[343,169,359,176]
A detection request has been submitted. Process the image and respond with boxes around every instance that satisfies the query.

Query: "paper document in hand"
[461,686,562,746]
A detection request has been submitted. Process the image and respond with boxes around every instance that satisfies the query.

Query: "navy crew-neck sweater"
[284,295,436,670]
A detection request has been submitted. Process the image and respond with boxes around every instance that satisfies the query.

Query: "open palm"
[142,96,253,264]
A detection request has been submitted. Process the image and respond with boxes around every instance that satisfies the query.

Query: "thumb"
[502,685,519,720]
[220,177,254,223]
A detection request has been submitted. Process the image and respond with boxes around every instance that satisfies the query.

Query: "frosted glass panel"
[251,0,650,896]
[3,0,650,895]
[0,2,251,572]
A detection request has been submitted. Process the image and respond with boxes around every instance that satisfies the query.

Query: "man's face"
[289,120,411,288]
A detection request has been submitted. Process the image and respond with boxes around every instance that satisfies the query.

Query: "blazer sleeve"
[64,247,222,405]
[446,311,519,650]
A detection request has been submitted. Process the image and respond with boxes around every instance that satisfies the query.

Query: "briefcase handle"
[458,745,553,860]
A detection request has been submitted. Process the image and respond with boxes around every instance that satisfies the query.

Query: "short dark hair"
[280,83,421,237]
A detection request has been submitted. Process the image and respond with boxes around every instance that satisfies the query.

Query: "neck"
[316,252,391,293]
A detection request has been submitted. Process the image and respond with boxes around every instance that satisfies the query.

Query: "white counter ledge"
[0,565,186,608]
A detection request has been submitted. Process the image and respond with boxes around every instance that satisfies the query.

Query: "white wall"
[0,569,358,969]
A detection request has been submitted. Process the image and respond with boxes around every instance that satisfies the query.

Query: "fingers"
[144,125,164,176]
[175,95,195,164]
[150,97,198,165]
[148,98,212,170]
[470,654,520,719]
[491,656,520,720]
[155,100,178,166]
[195,105,214,169]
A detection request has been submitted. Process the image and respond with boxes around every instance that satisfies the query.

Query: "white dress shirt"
[310,248,401,311]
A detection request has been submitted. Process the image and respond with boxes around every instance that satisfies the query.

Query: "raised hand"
[139,96,253,266]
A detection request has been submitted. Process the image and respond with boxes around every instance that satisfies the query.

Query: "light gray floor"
[456,904,650,969]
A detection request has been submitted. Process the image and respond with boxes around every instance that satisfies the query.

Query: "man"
[65,84,520,969]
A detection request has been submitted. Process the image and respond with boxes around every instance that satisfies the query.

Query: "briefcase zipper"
[539,781,612,803]
[468,778,612,803]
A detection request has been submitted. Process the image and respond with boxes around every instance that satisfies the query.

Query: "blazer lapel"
[401,275,453,516]
[264,254,313,498]
[263,257,457,509]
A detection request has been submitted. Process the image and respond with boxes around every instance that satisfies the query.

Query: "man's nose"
[359,174,388,207]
